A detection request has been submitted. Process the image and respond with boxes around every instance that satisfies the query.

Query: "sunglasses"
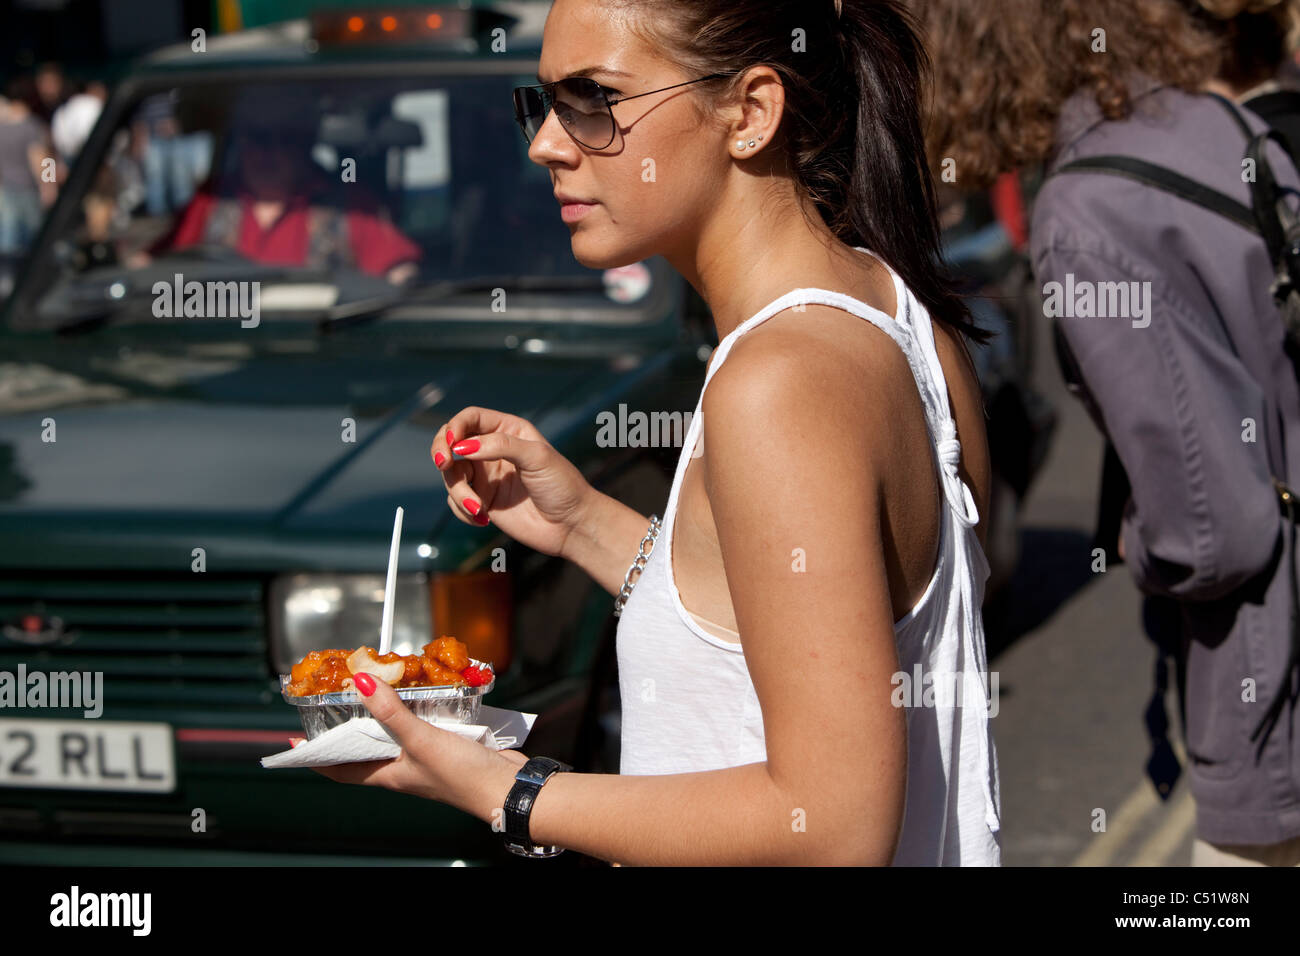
[512,73,732,151]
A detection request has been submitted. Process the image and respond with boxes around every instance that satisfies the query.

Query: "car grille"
[0,573,272,710]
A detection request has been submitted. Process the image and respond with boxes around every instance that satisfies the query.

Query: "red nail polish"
[463,497,480,516]
[452,438,480,455]
[475,512,490,525]
[446,429,455,445]
[353,672,376,697]
[434,452,445,467]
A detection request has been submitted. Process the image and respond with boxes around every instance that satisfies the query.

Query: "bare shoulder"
[706,305,926,451]
[704,305,991,548]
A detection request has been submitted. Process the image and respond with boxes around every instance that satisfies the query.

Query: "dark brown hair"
[604,0,991,343]
[1191,0,1300,90]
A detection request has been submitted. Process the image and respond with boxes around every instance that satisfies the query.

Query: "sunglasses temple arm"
[608,73,730,106]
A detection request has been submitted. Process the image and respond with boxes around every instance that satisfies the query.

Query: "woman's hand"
[431,405,595,559]
[304,673,530,823]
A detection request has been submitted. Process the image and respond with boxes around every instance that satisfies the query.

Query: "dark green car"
[0,3,709,864]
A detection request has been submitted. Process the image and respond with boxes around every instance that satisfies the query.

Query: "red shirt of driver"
[168,191,421,277]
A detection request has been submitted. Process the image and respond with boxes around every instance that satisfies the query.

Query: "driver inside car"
[139,110,421,285]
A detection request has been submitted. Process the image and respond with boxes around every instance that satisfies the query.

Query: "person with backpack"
[915,0,1300,864]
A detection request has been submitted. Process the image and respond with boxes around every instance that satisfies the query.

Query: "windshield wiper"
[49,259,314,333]
[319,274,609,331]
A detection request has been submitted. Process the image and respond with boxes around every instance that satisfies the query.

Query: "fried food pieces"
[285,636,490,696]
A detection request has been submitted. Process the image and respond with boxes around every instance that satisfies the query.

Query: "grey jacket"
[1031,80,1300,845]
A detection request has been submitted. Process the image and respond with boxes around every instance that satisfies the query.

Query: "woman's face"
[530,0,729,269]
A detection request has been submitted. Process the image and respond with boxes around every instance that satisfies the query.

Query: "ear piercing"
[735,134,763,152]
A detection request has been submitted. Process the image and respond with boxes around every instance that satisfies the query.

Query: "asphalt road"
[984,311,1197,867]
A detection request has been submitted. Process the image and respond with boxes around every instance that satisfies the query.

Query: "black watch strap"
[502,756,571,857]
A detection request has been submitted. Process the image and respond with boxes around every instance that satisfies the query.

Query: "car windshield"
[24,72,661,327]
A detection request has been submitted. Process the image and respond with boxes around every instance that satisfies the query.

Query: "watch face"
[516,756,563,786]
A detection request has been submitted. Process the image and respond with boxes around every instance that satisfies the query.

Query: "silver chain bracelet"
[613,514,661,618]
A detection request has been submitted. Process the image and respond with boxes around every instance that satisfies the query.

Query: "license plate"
[0,719,175,792]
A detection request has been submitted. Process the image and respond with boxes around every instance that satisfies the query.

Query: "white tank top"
[615,248,1002,865]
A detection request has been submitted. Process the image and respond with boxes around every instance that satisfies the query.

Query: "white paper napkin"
[261,704,537,769]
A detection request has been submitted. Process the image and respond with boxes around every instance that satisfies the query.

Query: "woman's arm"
[321,317,909,864]
[559,489,652,597]
[491,325,908,864]
[467,325,904,863]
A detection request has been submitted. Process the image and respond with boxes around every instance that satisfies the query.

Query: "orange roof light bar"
[312,7,473,46]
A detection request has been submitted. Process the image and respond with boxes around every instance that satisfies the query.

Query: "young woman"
[311,0,1001,866]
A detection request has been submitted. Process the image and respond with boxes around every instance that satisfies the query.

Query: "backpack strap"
[1052,155,1259,234]
[1208,92,1294,264]
[1048,155,1248,359]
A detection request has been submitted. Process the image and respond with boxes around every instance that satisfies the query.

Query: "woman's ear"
[727,65,784,156]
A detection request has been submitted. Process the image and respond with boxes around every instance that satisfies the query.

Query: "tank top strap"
[883,277,982,532]
[692,249,981,532]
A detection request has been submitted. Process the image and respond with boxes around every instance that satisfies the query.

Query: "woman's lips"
[560,201,597,223]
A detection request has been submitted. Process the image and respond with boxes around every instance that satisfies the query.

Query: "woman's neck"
[668,185,878,341]
[1204,75,1284,103]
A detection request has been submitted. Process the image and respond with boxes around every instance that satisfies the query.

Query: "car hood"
[0,338,648,568]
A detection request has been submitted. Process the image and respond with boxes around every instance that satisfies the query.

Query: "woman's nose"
[527,109,582,168]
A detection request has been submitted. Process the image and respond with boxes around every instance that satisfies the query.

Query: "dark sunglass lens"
[554,77,614,148]
[512,78,614,148]
[512,87,547,141]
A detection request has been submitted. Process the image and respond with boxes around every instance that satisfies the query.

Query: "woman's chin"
[570,233,647,271]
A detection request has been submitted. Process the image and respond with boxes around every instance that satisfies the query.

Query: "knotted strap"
[936,417,981,529]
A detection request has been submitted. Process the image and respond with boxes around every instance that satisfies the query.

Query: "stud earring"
[747,140,756,148]
[736,139,746,150]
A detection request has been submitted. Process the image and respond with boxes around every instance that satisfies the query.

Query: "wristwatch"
[502,755,571,857]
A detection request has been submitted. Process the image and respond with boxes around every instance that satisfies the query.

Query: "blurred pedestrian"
[32,62,69,125]
[0,80,55,255]
[51,79,107,164]
[916,0,1300,866]
[1193,1,1300,160]
[133,90,210,216]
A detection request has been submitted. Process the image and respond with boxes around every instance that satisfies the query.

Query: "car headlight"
[268,570,514,676]
[268,573,432,675]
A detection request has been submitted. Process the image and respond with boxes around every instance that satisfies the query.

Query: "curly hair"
[912,0,1300,189]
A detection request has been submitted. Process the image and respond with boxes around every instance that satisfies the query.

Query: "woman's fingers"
[440,458,491,525]
[450,429,548,474]
[436,421,551,526]
[311,758,400,786]
[431,406,544,472]
[447,491,489,526]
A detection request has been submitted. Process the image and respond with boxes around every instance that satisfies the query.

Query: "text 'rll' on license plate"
[0,719,175,792]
